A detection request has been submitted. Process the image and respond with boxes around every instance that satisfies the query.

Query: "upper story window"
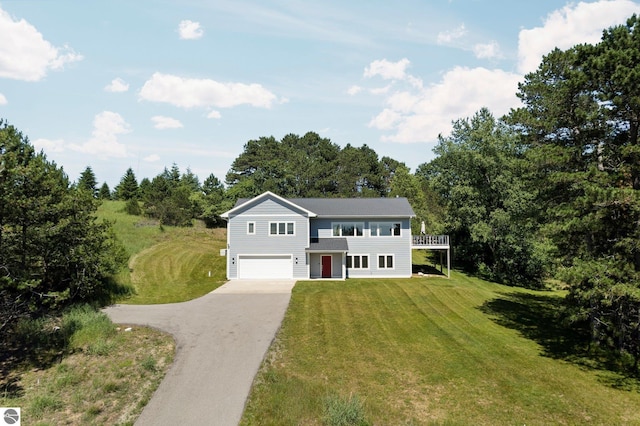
[332,222,364,237]
[247,222,256,235]
[370,222,401,237]
[270,221,295,236]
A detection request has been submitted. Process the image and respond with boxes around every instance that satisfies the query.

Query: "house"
[220,191,417,280]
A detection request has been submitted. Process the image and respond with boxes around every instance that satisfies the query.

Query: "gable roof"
[225,191,415,219]
[220,191,317,218]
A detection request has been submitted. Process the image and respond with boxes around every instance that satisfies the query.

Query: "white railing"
[412,235,449,246]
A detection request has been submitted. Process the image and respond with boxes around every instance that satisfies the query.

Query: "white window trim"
[346,254,370,270]
[377,254,395,270]
[332,222,365,237]
[247,221,256,235]
[370,222,402,237]
[269,221,296,236]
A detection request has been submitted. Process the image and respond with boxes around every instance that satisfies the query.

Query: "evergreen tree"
[115,167,139,200]
[77,166,98,197]
[199,174,232,227]
[0,121,127,333]
[98,182,111,200]
[509,15,640,366]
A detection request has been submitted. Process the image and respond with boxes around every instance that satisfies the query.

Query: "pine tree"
[0,120,127,333]
[77,166,98,197]
[115,168,139,200]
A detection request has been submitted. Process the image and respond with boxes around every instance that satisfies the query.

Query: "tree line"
[81,132,437,232]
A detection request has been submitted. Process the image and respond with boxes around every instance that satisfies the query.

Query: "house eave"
[221,191,318,218]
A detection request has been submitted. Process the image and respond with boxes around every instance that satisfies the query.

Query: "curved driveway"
[103,280,296,426]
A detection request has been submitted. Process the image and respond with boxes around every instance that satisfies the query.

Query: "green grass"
[1,308,174,425]
[241,273,640,425]
[96,200,227,304]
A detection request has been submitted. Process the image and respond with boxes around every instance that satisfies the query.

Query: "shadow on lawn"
[412,263,447,276]
[480,292,640,391]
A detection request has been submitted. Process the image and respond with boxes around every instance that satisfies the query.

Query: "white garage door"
[238,255,293,279]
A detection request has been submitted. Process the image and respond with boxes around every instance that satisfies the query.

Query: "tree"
[114,168,139,200]
[225,133,395,199]
[199,174,232,227]
[77,166,98,197]
[0,120,127,333]
[98,182,111,200]
[420,108,545,285]
[142,167,198,227]
[508,15,640,366]
[334,144,385,197]
[389,165,443,235]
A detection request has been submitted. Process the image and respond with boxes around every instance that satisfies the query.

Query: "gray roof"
[234,195,415,218]
[306,238,348,252]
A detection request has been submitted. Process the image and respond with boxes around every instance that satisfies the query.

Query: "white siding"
[311,217,412,278]
[227,196,309,279]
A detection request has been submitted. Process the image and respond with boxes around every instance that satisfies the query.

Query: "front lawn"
[242,273,640,424]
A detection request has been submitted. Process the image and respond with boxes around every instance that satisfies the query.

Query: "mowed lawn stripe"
[125,230,227,304]
[242,276,640,425]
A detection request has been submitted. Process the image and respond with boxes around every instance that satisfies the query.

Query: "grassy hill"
[97,200,227,303]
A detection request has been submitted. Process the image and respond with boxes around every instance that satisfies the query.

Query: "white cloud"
[347,85,362,96]
[437,24,467,44]
[139,72,278,109]
[104,78,129,93]
[364,58,410,80]
[143,154,161,162]
[0,93,6,105]
[207,110,222,119]
[0,7,82,81]
[32,138,65,153]
[369,85,392,95]
[178,20,204,40]
[473,41,502,59]
[69,111,129,157]
[368,108,402,130]
[518,0,640,74]
[369,66,521,144]
[151,115,183,129]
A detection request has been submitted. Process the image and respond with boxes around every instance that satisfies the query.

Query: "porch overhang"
[306,237,348,252]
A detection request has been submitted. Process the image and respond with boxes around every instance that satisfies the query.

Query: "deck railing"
[412,234,449,247]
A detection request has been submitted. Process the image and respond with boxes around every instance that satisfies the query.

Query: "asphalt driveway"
[103,279,296,426]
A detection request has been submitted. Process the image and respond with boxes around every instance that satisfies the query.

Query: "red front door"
[321,255,332,278]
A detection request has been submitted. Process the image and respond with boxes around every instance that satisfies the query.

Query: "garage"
[237,255,293,279]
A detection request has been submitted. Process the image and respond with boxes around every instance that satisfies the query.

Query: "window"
[370,222,401,237]
[332,222,364,237]
[378,255,394,269]
[247,222,255,235]
[270,221,295,235]
[347,255,369,269]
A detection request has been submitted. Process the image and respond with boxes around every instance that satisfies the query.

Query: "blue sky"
[2,0,640,188]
